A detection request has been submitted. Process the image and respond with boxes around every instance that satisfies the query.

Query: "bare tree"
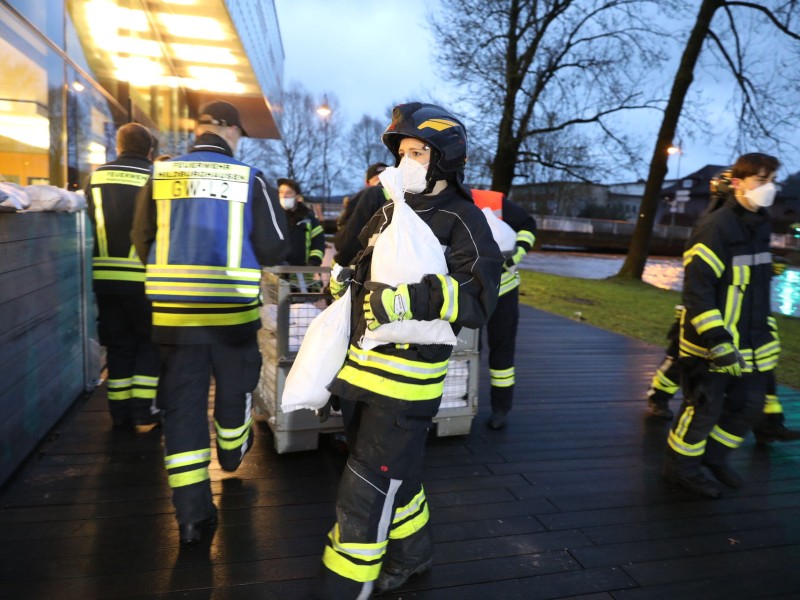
[432,0,672,193]
[617,0,800,279]
[348,115,392,172]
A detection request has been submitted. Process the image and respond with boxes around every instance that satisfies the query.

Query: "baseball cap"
[197,100,248,136]
[366,162,388,181]
[277,178,301,195]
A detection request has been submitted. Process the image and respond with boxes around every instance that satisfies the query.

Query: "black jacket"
[333,185,389,265]
[284,202,325,266]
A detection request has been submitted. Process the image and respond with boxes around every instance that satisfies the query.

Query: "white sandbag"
[281,288,351,412]
[0,182,31,211]
[361,169,456,350]
[25,185,86,213]
[481,207,517,253]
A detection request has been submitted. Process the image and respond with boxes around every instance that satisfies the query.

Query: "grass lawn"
[518,270,800,389]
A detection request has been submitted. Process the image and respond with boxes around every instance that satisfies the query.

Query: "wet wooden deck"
[2,305,800,599]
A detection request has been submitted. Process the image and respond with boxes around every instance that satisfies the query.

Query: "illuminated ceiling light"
[95,36,161,57]
[85,0,148,32]
[88,141,107,165]
[157,14,226,40]
[186,65,238,84]
[113,56,165,87]
[72,81,86,92]
[170,43,237,65]
[180,77,246,94]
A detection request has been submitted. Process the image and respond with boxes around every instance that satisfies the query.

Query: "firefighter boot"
[702,438,743,488]
[646,389,674,419]
[662,452,722,498]
[375,526,434,595]
[753,414,800,444]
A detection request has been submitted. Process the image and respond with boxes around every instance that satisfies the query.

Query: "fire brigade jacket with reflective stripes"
[86,152,152,294]
[679,195,778,371]
[328,184,504,416]
[131,133,289,344]
[471,190,537,297]
[285,202,325,266]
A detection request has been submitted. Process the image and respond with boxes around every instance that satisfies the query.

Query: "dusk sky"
[273,0,796,182]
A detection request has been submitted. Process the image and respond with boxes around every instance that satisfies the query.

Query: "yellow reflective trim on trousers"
[92,188,109,257]
[168,467,209,488]
[156,199,171,264]
[217,429,250,450]
[107,390,131,401]
[108,377,133,388]
[763,395,782,415]
[490,367,515,387]
[215,417,253,440]
[675,405,694,440]
[322,524,386,583]
[667,430,706,456]
[133,375,158,386]
[337,365,445,401]
[164,448,211,469]
[390,500,430,540]
[133,388,157,399]
[347,347,449,379]
[691,309,724,335]
[152,306,260,327]
[227,200,244,267]
[709,425,744,449]
[684,243,724,278]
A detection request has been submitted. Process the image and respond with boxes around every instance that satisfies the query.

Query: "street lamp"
[667,141,683,226]
[316,94,332,201]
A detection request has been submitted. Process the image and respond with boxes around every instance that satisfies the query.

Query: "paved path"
[1,306,799,599]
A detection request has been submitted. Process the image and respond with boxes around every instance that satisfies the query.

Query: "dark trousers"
[315,399,436,599]
[157,335,262,524]
[485,288,520,413]
[668,360,768,459]
[96,293,160,424]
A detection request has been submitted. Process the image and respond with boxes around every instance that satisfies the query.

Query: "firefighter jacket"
[333,184,390,265]
[471,190,537,296]
[86,152,152,294]
[131,133,289,344]
[679,195,779,372]
[284,202,325,266]
[328,184,504,416]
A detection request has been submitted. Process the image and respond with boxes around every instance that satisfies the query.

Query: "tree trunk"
[616,0,723,280]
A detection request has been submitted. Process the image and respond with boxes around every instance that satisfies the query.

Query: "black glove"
[316,399,333,423]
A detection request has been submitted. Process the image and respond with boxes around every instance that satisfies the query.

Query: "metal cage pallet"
[254,267,480,453]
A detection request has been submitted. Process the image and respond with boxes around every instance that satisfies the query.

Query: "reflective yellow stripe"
[146,265,262,278]
[652,368,679,394]
[347,347,448,379]
[152,306,260,327]
[217,428,251,450]
[709,425,744,449]
[337,365,445,401]
[227,200,244,267]
[156,199,171,264]
[723,285,743,350]
[436,274,459,322]
[107,377,132,400]
[675,405,694,440]
[763,395,782,415]
[92,188,108,257]
[311,225,324,238]
[164,448,211,468]
[499,271,520,296]
[168,467,209,488]
[678,337,707,359]
[215,418,253,450]
[732,264,750,286]
[490,367,515,387]
[107,390,131,401]
[146,281,260,298]
[133,375,158,386]
[516,229,535,247]
[390,488,430,539]
[667,430,706,456]
[322,524,386,582]
[91,169,150,186]
[684,243,724,278]
[94,271,146,282]
[691,309,724,335]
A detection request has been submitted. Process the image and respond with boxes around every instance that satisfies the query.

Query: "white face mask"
[745,182,776,208]
[280,196,296,210]
[399,156,429,194]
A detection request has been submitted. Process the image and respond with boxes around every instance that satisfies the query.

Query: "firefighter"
[663,153,781,498]
[314,102,503,598]
[131,100,289,544]
[471,189,536,430]
[85,122,160,432]
[277,178,325,267]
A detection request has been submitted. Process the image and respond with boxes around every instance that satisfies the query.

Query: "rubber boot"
[753,414,800,444]
[662,451,722,498]
[702,438,743,488]
[375,526,433,595]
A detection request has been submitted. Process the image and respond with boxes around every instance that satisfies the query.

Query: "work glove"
[504,245,527,275]
[329,264,354,300]
[363,282,413,331]
[708,342,746,376]
[772,256,788,277]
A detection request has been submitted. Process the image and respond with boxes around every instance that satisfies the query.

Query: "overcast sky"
[273,0,794,182]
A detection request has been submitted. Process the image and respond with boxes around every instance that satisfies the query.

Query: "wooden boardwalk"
[2,305,800,600]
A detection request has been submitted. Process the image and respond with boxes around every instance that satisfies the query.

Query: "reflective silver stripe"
[440,275,457,321]
[709,425,743,448]
[348,347,448,377]
[753,252,772,265]
[146,266,261,279]
[93,257,145,266]
[132,375,158,386]
[393,489,426,523]
[256,175,286,241]
[164,449,212,468]
[732,252,773,266]
[228,200,244,267]
[146,283,259,294]
[215,417,253,439]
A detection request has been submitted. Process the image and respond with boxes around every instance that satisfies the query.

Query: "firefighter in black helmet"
[315,103,503,599]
